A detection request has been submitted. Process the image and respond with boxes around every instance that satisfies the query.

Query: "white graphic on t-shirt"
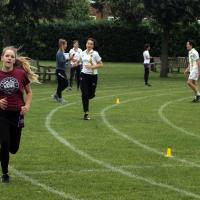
[0,77,19,95]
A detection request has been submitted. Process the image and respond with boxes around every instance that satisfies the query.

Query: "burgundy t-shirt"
[0,68,30,111]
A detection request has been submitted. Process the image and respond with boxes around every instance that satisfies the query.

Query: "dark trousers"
[0,110,22,174]
[80,73,98,113]
[69,65,81,89]
[56,69,68,98]
[144,64,150,84]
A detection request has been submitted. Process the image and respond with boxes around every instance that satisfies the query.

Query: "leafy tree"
[91,0,104,12]
[108,0,145,22]
[0,0,72,46]
[143,0,200,77]
[94,0,144,22]
[97,0,200,77]
[66,0,91,22]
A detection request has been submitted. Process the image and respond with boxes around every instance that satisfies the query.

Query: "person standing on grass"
[0,46,38,183]
[68,40,82,91]
[143,43,152,87]
[184,40,200,102]
[80,38,103,120]
[53,39,69,103]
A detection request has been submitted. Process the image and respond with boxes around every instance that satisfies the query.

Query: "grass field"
[1,62,200,200]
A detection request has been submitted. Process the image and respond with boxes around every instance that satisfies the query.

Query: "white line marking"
[21,169,114,175]
[33,94,78,103]
[158,97,200,139]
[101,94,200,168]
[21,164,200,175]
[11,166,81,200]
[45,95,200,199]
[101,93,175,157]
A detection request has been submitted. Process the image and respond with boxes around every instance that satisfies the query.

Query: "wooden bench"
[168,57,178,72]
[169,57,188,73]
[176,57,188,72]
[30,59,56,82]
[150,57,161,72]
[151,57,188,73]
[45,66,57,81]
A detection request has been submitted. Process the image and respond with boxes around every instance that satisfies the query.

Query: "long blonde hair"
[2,46,40,83]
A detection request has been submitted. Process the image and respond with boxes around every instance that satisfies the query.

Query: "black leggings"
[80,73,98,113]
[69,65,81,89]
[0,110,22,174]
[56,69,68,98]
[144,64,150,84]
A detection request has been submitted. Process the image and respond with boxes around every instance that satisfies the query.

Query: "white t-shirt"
[189,48,199,72]
[69,48,82,65]
[81,50,102,75]
[143,50,151,64]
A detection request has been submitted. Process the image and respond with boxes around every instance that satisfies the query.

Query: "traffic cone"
[116,98,120,104]
[166,147,172,158]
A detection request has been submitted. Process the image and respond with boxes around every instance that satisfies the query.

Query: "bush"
[1,21,200,62]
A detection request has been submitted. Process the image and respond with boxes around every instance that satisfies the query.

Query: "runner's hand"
[85,63,93,69]
[0,98,7,110]
[21,105,30,115]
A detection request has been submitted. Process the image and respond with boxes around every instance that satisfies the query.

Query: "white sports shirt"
[189,48,199,72]
[69,48,82,65]
[143,50,151,64]
[81,49,102,75]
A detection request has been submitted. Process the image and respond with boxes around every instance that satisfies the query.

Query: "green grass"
[1,62,200,200]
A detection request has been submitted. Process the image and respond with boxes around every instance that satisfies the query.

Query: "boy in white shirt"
[184,40,200,102]
[143,43,152,86]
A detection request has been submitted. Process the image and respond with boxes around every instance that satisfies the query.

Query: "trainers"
[145,83,152,87]
[58,98,67,104]
[66,87,72,91]
[196,95,200,102]
[192,97,197,103]
[1,174,9,183]
[83,114,90,120]
[52,94,59,102]
[192,96,199,103]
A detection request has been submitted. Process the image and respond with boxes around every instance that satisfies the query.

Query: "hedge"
[1,21,200,62]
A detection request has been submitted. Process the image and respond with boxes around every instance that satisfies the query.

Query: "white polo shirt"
[189,48,199,72]
[69,48,82,65]
[81,50,102,75]
[143,50,151,64]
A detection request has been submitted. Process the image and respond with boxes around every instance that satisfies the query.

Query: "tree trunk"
[160,28,169,77]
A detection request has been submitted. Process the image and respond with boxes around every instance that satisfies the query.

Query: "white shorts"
[189,70,199,81]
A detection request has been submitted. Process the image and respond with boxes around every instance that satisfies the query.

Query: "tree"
[0,0,72,46]
[89,0,110,19]
[67,0,91,22]
[96,0,145,22]
[91,0,104,12]
[108,0,145,22]
[97,0,200,77]
[143,0,200,77]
